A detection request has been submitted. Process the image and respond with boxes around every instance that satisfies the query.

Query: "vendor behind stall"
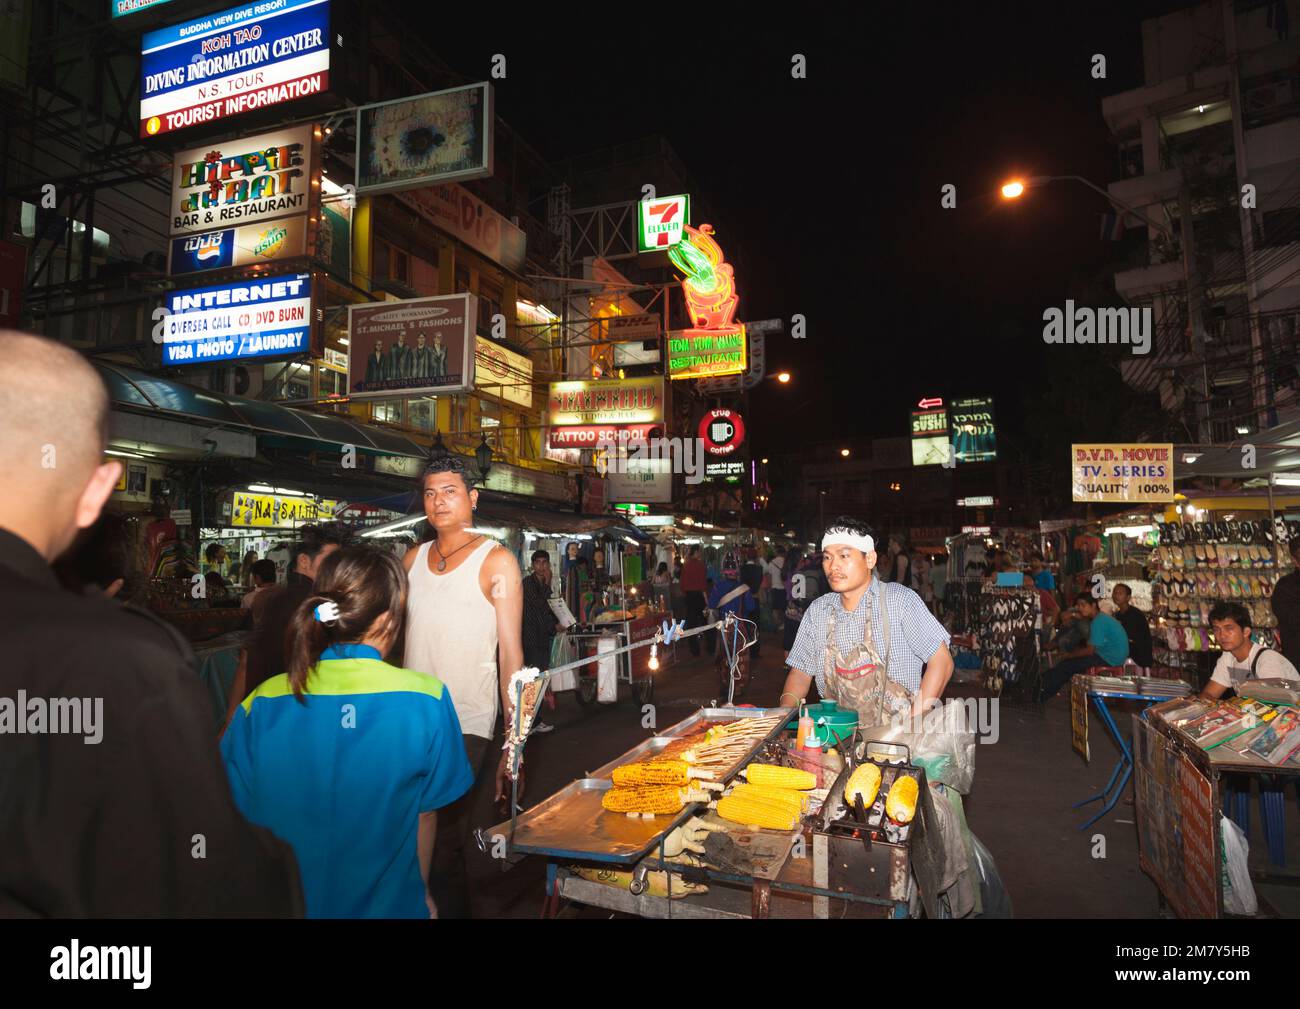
[780,516,953,726]
[1200,601,1300,700]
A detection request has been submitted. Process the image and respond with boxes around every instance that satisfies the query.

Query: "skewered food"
[843,763,882,809]
[885,774,919,824]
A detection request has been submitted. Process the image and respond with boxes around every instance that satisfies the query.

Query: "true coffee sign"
[699,409,745,455]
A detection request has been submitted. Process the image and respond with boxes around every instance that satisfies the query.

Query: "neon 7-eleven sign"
[637,194,690,253]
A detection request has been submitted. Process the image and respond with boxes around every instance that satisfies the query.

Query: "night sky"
[422,0,1193,459]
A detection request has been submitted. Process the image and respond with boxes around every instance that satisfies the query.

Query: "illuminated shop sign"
[667,224,745,379]
[162,272,313,364]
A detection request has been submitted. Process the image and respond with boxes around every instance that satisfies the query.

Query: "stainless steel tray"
[482,706,792,865]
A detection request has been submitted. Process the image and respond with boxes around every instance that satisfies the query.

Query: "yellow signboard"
[547,377,664,426]
[1071,443,1174,503]
[474,336,534,408]
[231,492,340,528]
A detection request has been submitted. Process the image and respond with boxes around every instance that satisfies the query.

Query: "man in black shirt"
[1111,582,1153,668]
[522,549,559,733]
[0,330,302,916]
[739,547,765,658]
[1271,539,1300,669]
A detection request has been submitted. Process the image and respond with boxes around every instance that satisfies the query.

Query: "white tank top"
[404,538,500,739]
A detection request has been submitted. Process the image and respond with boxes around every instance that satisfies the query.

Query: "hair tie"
[314,601,340,625]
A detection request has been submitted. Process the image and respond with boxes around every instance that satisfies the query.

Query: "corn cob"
[843,763,882,809]
[728,782,807,813]
[885,774,919,824]
[716,794,802,831]
[600,785,710,814]
[741,763,816,790]
[612,760,718,787]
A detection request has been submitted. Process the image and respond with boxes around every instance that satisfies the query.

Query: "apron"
[822,580,913,729]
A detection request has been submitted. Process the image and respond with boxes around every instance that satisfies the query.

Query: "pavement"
[463,628,1166,918]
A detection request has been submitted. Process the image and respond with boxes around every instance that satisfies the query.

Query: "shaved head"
[0,330,119,560]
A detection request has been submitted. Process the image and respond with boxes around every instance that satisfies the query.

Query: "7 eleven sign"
[637,194,690,253]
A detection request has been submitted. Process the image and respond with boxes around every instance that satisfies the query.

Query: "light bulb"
[648,643,659,671]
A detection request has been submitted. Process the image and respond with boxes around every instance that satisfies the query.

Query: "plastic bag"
[861,699,978,794]
[971,833,1013,918]
[1220,815,1257,916]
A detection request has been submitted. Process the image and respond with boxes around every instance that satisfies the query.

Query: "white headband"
[821,530,875,554]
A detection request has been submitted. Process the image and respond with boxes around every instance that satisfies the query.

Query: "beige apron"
[822,580,913,730]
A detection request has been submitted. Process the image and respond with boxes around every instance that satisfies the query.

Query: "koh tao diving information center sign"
[162,272,313,364]
[140,0,330,138]
[1071,443,1174,503]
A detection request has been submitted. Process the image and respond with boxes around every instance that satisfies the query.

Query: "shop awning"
[1175,419,1300,478]
[97,362,430,458]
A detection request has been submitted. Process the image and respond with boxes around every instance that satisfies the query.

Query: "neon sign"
[667,224,746,380]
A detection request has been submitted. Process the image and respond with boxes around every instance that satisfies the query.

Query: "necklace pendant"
[437,560,447,572]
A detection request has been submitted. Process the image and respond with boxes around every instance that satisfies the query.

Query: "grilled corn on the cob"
[715,794,802,830]
[728,782,807,813]
[600,785,709,814]
[843,763,882,809]
[885,774,919,824]
[741,763,816,790]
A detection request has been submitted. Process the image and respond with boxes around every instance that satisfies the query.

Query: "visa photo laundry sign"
[140,0,330,138]
[169,124,315,237]
[1071,443,1174,503]
[161,272,313,364]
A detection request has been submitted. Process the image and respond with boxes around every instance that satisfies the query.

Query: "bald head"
[0,330,119,560]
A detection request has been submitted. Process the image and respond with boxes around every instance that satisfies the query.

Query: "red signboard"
[548,423,662,449]
[0,240,27,328]
[698,408,746,456]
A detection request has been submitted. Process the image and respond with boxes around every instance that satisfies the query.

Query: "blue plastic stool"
[1227,777,1287,868]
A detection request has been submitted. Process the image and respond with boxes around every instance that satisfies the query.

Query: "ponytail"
[286,592,339,702]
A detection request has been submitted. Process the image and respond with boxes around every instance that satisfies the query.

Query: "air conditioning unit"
[1246,79,1293,115]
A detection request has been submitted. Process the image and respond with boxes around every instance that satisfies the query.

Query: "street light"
[1000,179,1025,199]
[475,434,493,481]
[840,448,850,458]
[776,371,791,384]
[998,174,1172,237]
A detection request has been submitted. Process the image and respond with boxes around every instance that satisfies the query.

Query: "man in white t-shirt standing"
[1201,601,1300,700]
[402,452,525,918]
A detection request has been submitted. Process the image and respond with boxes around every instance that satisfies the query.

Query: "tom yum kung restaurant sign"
[667,224,746,380]
[1071,444,1174,503]
[140,0,330,138]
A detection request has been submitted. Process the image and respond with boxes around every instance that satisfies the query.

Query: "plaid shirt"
[522,574,558,669]
[785,577,950,695]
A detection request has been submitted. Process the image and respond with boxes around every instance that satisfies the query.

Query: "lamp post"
[475,433,493,483]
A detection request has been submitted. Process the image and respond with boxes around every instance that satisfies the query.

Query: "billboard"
[473,336,533,408]
[1071,444,1174,503]
[548,424,661,449]
[951,396,997,463]
[393,182,524,272]
[637,194,689,252]
[356,83,493,195]
[169,124,315,237]
[667,224,745,380]
[231,490,339,527]
[347,294,475,399]
[169,217,309,276]
[546,377,664,427]
[162,272,313,365]
[910,406,950,466]
[140,0,330,138]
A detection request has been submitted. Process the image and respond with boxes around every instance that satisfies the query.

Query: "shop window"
[408,398,437,433]
[317,366,347,398]
[478,284,503,338]
[372,400,402,425]
[374,240,408,284]
[455,266,471,294]
[480,401,502,452]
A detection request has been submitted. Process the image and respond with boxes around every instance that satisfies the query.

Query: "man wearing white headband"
[780,515,953,725]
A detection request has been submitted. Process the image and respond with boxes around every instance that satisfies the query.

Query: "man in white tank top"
[402,453,525,918]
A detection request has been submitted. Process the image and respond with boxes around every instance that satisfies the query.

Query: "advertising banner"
[547,423,661,449]
[162,272,312,365]
[169,215,309,276]
[169,124,315,237]
[231,490,339,527]
[547,377,664,427]
[699,408,745,456]
[604,456,673,504]
[356,83,493,195]
[393,181,524,272]
[347,293,475,399]
[473,336,533,408]
[910,406,950,467]
[1071,444,1174,503]
[113,0,175,16]
[140,0,330,138]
